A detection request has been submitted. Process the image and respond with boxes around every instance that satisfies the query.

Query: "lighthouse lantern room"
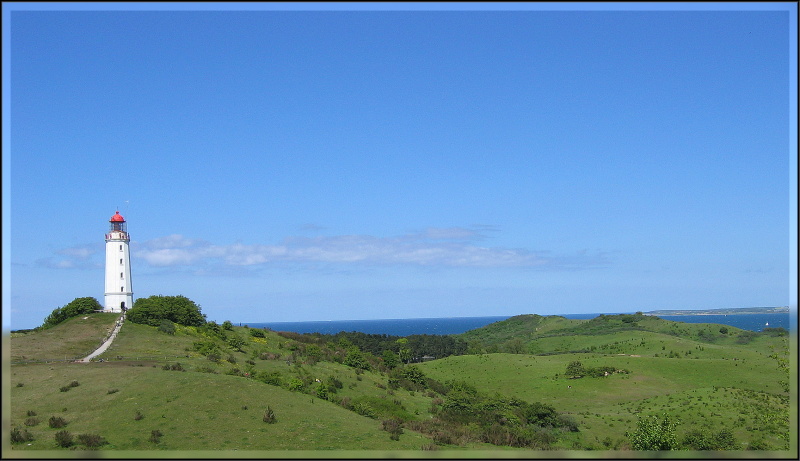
[104,211,133,313]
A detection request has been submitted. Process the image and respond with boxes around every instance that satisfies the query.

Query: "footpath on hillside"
[79,313,125,363]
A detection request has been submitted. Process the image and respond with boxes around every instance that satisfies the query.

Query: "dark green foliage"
[382,349,400,368]
[249,328,265,338]
[48,416,67,428]
[10,427,34,444]
[192,340,220,356]
[59,386,71,392]
[161,362,184,371]
[718,326,728,334]
[24,417,40,426]
[134,411,144,421]
[26,410,36,416]
[565,361,585,378]
[127,295,206,327]
[222,320,234,331]
[41,297,103,329]
[149,429,162,443]
[158,319,176,335]
[107,388,119,394]
[69,380,79,387]
[344,346,371,370]
[735,330,757,344]
[382,418,404,440]
[55,430,73,448]
[255,370,282,386]
[263,406,276,423]
[628,414,677,450]
[763,327,788,336]
[681,428,739,450]
[77,433,107,448]
[227,336,247,352]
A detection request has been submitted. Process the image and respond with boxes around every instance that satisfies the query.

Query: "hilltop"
[6,312,793,456]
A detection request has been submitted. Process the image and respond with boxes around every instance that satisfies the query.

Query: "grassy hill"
[5,312,795,456]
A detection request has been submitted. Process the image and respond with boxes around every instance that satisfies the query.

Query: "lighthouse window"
[121,286,124,292]
[120,259,123,265]
[119,245,123,251]
[120,272,124,279]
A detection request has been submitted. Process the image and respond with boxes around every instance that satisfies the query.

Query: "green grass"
[6,312,794,456]
[9,313,121,362]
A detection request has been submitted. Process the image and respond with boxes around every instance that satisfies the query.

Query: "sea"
[246,312,793,337]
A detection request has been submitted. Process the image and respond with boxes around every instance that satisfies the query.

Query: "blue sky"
[3,2,797,331]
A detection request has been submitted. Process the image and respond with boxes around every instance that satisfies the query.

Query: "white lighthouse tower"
[104,211,133,313]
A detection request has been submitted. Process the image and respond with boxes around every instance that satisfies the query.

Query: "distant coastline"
[644,306,789,316]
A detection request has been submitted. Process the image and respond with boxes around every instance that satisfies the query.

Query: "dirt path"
[79,314,124,362]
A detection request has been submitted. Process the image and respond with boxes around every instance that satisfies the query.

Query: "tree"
[565,361,586,379]
[382,350,400,369]
[629,414,678,450]
[396,338,411,364]
[127,295,206,327]
[41,297,103,329]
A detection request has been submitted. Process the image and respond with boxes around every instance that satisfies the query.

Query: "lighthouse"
[104,211,133,313]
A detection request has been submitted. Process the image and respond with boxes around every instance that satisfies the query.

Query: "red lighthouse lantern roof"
[110,211,125,222]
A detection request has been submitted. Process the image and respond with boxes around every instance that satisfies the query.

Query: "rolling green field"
[5,312,796,457]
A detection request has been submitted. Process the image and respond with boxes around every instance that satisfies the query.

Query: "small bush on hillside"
[16,382,24,387]
[41,297,102,329]
[222,320,234,330]
[263,407,276,424]
[107,388,119,394]
[158,319,176,335]
[55,430,73,448]
[206,353,221,363]
[149,429,162,443]
[382,418,404,440]
[250,329,265,338]
[49,416,68,428]
[26,410,37,416]
[59,386,71,392]
[10,427,34,444]
[69,380,80,387]
[77,433,107,448]
[24,417,40,426]
[134,411,144,421]
[226,354,237,364]
[127,295,206,327]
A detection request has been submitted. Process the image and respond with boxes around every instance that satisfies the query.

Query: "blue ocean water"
[247,312,792,336]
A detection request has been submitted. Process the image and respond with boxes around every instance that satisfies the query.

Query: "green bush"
[55,430,73,448]
[149,429,162,443]
[24,417,40,426]
[263,407,276,424]
[77,433,107,448]
[249,329,266,338]
[10,427,34,444]
[49,416,68,428]
[628,414,677,450]
[127,295,206,327]
[41,297,103,329]
[158,319,176,335]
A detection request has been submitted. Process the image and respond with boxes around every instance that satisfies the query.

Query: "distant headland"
[644,306,789,316]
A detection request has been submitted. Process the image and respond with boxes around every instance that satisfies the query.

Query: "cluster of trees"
[40,297,103,329]
[308,331,468,362]
[628,414,740,450]
[564,361,628,379]
[126,295,206,327]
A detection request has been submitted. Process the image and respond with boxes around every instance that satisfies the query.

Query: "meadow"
[5,311,795,457]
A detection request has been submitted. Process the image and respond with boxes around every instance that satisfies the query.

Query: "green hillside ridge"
[6,312,794,456]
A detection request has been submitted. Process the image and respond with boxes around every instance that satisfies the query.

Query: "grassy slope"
[9,313,122,362]
[7,313,794,454]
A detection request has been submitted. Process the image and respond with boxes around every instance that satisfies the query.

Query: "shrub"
[49,416,68,428]
[16,382,24,387]
[10,427,34,444]
[26,410,37,416]
[250,329,265,338]
[127,295,206,327]
[382,418,404,441]
[195,365,218,374]
[69,380,80,387]
[628,414,677,450]
[55,430,73,448]
[134,411,144,421]
[24,417,40,426]
[149,429,162,443]
[59,386,71,392]
[226,354,237,364]
[222,320,234,331]
[158,319,176,335]
[107,388,119,394]
[77,433,107,448]
[41,297,103,329]
[263,407,277,424]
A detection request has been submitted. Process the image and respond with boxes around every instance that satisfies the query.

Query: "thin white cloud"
[132,227,608,271]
